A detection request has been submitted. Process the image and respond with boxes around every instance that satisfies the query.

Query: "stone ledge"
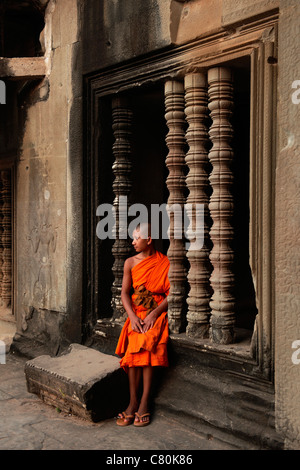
[24,343,129,422]
[0,57,46,79]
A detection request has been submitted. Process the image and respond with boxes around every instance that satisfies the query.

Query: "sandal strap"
[135,412,150,418]
[119,411,134,419]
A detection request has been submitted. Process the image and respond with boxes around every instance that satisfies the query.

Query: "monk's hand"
[130,315,144,333]
[142,311,158,332]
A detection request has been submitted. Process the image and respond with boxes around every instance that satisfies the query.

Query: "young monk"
[115,223,170,427]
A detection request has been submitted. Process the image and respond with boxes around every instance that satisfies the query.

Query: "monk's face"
[132,229,149,252]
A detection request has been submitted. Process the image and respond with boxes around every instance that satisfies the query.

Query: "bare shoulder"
[124,255,137,270]
[124,257,133,270]
[124,254,143,270]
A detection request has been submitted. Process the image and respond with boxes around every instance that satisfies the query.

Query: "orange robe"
[115,251,170,372]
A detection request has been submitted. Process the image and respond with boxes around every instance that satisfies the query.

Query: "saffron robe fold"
[115,251,170,372]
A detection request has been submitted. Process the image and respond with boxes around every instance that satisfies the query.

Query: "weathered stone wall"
[171,0,279,44]
[82,0,173,74]
[82,0,280,74]
[15,0,82,355]
[275,0,300,450]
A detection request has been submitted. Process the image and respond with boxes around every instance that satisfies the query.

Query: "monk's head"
[132,222,154,253]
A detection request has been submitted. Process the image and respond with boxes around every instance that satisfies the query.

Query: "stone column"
[207,67,235,344]
[0,170,12,308]
[184,72,212,338]
[0,178,3,301]
[111,96,133,322]
[164,80,187,333]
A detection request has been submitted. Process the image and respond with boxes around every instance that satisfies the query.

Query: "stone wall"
[275,0,300,450]
[82,0,173,74]
[82,0,280,74]
[14,0,82,355]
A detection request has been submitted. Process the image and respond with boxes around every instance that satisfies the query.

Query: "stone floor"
[0,352,243,452]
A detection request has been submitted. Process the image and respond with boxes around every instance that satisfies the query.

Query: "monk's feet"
[134,411,151,427]
[116,411,135,426]
[116,403,138,426]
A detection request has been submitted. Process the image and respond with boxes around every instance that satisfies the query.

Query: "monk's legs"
[120,366,154,424]
[122,366,142,420]
[135,366,153,424]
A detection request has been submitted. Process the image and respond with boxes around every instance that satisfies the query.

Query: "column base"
[210,326,235,345]
[186,322,209,339]
[168,317,184,334]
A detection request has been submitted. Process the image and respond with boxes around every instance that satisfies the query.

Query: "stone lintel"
[0,57,46,80]
[24,343,129,422]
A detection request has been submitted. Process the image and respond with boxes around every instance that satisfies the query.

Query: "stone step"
[24,343,129,422]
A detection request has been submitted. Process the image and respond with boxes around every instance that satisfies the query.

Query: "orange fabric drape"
[115,251,170,372]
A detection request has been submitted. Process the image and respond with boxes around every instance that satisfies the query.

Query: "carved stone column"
[0,179,3,300]
[207,67,235,344]
[111,95,133,322]
[184,73,212,338]
[0,170,12,308]
[164,80,187,333]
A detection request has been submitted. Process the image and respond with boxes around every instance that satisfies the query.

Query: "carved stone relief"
[21,159,59,331]
[28,214,57,308]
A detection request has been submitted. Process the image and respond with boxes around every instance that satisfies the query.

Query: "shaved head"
[135,222,151,239]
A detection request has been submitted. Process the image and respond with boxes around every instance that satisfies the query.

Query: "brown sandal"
[116,411,135,426]
[133,412,151,427]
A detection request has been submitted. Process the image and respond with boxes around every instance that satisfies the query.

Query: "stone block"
[0,57,46,79]
[222,0,279,27]
[24,343,129,422]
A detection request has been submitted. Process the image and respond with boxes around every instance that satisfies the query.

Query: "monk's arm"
[121,259,144,333]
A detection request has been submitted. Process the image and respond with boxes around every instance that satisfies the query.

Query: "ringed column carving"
[0,170,12,308]
[111,95,133,322]
[164,80,187,333]
[207,67,235,344]
[184,73,212,338]
[0,178,3,300]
